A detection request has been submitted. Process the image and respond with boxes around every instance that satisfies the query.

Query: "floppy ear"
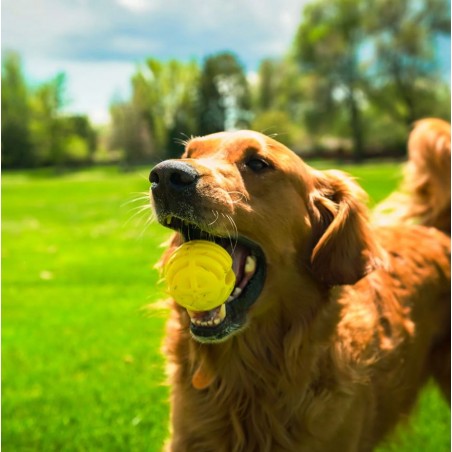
[308,170,384,286]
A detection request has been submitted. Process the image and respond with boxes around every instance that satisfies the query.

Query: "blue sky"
[2,0,308,124]
[2,0,450,125]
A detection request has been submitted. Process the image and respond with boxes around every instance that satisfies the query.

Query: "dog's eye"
[246,157,271,173]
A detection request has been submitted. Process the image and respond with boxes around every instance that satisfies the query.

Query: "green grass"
[2,163,450,451]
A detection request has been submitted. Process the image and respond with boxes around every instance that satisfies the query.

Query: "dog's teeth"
[218,304,226,321]
[245,256,256,274]
[166,215,172,225]
[187,304,226,327]
[233,287,242,297]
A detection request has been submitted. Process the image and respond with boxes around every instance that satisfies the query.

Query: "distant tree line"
[2,53,97,169]
[108,0,450,164]
[2,0,450,168]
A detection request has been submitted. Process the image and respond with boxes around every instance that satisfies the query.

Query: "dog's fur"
[153,119,450,451]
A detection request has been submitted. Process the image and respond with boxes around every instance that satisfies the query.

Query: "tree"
[1,52,34,168]
[255,59,279,112]
[2,53,97,168]
[364,0,450,125]
[29,73,70,166]
[293,0,368,161]
[109,100,154,165]
[65,115,97,159]
[132,59,200,159]
[198,52,251,135]
[250,58,310,149]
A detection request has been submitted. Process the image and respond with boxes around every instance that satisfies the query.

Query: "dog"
[149,118,450,451]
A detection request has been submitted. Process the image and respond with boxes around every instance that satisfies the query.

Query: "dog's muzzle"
[150,160,200,220]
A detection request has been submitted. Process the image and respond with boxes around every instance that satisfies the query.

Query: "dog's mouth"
[163,215,266,343]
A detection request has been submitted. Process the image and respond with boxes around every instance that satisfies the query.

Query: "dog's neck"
[165,284,352,450]
[185,280,341,394]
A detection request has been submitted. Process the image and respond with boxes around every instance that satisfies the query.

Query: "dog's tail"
[403,118,450,234]
[374,118,451,234]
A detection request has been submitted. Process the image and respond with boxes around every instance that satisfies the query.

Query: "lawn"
[2,162,450,451]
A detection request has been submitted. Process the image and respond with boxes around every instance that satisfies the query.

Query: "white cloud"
[3,0,310,63]
[2,0,100,56]
[3,0,313,122]
[116,0,156,13]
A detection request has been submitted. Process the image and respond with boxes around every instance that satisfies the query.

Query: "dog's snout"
[150,161,199,192]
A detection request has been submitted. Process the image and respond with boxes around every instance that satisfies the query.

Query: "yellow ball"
[164,240,236,311]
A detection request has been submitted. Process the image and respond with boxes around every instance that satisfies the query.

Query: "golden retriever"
[149,118,451,451]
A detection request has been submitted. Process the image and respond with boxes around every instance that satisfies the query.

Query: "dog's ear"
[308,170,384,286]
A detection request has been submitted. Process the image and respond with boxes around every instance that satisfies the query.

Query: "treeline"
[110,0,451,163]
[2,53,97,169]
[2,0,450,168]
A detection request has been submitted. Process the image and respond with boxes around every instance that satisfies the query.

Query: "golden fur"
[374,119,451,233]
[154,119,451,451]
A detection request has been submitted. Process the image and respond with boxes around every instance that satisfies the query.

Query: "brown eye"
[246,157,271,173]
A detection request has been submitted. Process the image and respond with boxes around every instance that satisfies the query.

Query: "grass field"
[2,163,450,451]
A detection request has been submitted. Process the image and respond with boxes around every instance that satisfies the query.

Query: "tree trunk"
[347,88,365,163]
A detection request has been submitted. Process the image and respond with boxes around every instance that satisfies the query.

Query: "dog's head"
[150,131,381,342]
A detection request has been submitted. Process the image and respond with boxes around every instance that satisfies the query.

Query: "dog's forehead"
[186,131,263,158]
[185,130,293,161]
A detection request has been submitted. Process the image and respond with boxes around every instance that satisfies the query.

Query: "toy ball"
[164,240,236,311]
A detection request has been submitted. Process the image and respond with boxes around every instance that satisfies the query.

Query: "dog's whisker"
[124,205,155,229]
[220,213,232,251]
[122,192,155,230]
[122,195,150,204]
[226,190,249,204]
[174,132,193,147]
[121,192,151,208]
[122,202,155,240]
[127,203,153,214]
[208,210,220,227]
[126,203,153,218]
[224,213,239,253]
[137,217,155,239]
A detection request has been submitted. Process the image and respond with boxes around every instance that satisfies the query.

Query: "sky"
[3,0,450,126]
[2,0,310,124]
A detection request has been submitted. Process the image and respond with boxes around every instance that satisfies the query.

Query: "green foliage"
[198,52,251,135]
[109,101,155,165]
[109,53,252,162]
[3,0,450,167]
[364,0,450,124]
[1,52,98,169]
[293,0,369,160]
[253,58,308,123]
[251,109,303,149]
[1,52,34,167]
[109,59,200,163]
[2,164,450,450]
[133,58,200,157]
[30,74,68,165]
[291,0,450,160]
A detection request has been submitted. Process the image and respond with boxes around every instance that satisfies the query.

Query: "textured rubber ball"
[164,240,236,311]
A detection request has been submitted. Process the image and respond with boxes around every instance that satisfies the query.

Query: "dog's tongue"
[224,243,250,283]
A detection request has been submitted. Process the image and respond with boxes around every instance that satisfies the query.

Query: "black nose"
[150,161,199,192]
